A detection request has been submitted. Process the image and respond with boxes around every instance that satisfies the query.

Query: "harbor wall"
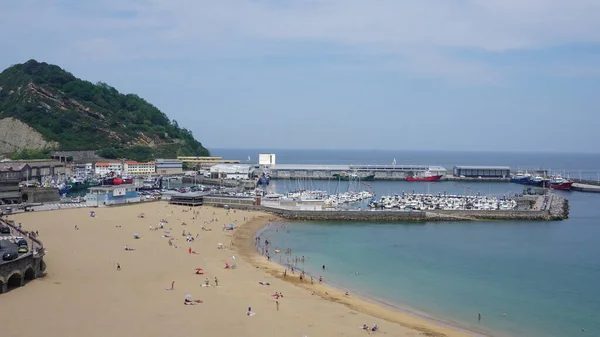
[262,207,427,221]
[20,187,60,203]
[267,174,510,182]
[203,193,569,222]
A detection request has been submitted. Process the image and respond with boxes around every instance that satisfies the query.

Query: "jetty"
[175,193,569,222]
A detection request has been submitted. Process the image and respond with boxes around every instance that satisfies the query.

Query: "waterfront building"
[0,163,31,204]
[259,154,276,166]
[94,162,123,176]
[264,164,447,180]
[85,185,140,206]
[155,159,183,174]
[124,161,155,175]
[177,156,241,169]
[209,164,252,180]
[11,160,66,178]
[85,163,93,173]
[453,165,510,178]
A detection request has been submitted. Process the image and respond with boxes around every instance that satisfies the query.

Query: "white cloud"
[2,0,600,81]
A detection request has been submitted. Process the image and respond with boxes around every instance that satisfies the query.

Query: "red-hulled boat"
[113,177,124,185]
[547,176,573,190]
[406,171,443,182]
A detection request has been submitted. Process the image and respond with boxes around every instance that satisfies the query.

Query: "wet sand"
[1,202,479,337]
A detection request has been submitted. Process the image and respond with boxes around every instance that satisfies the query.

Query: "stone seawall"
[263,207,427,222]
[0,219,46,294]
[214,198,569,222]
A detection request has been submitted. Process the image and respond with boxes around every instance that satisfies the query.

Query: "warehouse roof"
[454,165,511,170]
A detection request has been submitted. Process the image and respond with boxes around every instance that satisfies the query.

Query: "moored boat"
[510,172,532,184]
[547,176,573,190]
[406,171,443,182]
[332,173,375,181]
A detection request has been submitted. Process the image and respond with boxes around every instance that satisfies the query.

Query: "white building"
[125,161,156,175]
[209,164,252,180]
[94,162,123,176]
[85,163,93,173]
[85,185,140,206]
[155,159,183,174]
[259,154,276,166]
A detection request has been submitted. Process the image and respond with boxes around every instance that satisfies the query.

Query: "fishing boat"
[510,172,532,184]
[547,176,573,190]
[525,175,547,187]
[406,171,443,182]
[332,173,375,181]
[257,173,271,185]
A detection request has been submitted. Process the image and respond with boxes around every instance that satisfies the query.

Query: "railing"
[1,218,44,256]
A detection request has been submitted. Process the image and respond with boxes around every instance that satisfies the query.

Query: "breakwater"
[212,195,569,222]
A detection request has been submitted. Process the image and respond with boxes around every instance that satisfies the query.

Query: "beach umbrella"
[195,268,203,271]
[185,294,192,299]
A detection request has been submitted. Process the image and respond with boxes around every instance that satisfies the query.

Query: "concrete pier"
[572,183,600,193]
[209,193,569,222]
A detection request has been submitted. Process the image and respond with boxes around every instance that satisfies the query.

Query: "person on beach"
[319,276,323,283]
[214,277,219,287]
[310,277,314,285]
[283,269,287,278]
[205,278,210,287]
[276,300,279,311]
[116,263,121,271]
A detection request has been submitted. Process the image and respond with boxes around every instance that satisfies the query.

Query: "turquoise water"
[261,189,600,337]
[213,149,600,336]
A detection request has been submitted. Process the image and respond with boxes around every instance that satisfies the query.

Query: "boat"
[332,173,375,181]
[67,180,100,191]
[547,176,573,190]
[257,173,271,186]
[510,172,532,184]
[525,175,547,187]
[406,171,443,182]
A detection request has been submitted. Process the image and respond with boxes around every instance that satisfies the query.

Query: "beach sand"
[0,202,478,337]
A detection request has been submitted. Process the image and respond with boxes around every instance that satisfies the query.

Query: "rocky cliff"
[0,59,209,160]
[0,117,58,153]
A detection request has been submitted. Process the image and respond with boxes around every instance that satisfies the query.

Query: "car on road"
[18,246,28,254]
[2,252,18,261]
[16,239,28,247]
[0,226,10,234]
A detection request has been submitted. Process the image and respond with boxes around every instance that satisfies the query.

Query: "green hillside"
[0,59,209,161]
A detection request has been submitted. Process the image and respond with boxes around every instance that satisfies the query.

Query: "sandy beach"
[1,202,479,337]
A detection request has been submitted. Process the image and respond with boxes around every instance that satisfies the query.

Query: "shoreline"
[234,214,490,337]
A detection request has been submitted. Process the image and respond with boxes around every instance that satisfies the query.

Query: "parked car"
[16,239,28,247]
[18,246,28,254]
[2,252,17,261]
[0,226,10,234]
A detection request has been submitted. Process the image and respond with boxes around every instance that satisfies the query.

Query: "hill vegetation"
[0,60,209,161]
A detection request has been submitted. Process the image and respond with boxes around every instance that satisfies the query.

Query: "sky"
[1,0,600,152]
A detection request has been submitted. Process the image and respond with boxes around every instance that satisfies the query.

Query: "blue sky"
[1,0,600,152]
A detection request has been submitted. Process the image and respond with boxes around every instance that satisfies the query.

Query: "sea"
[213,149,600,337]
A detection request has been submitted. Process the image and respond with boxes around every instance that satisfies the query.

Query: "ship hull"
[406,175,443,182]
[510,177,530,184]
[547,182,573,190]
[332,174,375,181]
